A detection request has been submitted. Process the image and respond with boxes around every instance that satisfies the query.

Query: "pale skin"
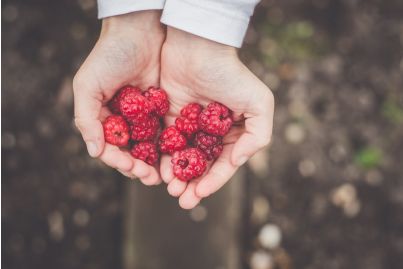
[73,11,274,209]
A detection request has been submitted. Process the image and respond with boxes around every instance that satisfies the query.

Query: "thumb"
[73,76,105,158]
[231,90,274,166]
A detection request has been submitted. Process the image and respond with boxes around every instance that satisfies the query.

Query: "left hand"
[159,28,275,209]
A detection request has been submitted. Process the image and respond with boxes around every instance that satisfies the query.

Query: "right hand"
[73,11,165,185]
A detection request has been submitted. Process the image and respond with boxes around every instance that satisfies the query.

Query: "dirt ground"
[2,0,403,268]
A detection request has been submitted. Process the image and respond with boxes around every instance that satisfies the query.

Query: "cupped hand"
[73,11,165,185]
[160,28,275,209]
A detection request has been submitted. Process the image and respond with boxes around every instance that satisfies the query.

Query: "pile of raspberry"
[103,85,233,182]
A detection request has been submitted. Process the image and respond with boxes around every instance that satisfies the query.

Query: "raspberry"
[130,142,159,165]
[143,87,169,117]
[103,115,130,147]
[119,88,154,121]
[158,126,187,154]
[194,132,223,160]
[198,102,233,136]
[175,103,202,138]
[129,115,160,142]
[108,86,141,114]
[171,148,207,181]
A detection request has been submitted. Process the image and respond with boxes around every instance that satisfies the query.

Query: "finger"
[179,180,202,210]
[195,145,238,198]
[231,90,274,166]
[167,179,187,197]
[73,76,104,157]
[99,144,133,171]
[160,155,175,183]
[132,160,161,186]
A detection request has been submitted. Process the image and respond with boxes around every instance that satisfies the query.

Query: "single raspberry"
[128,115,160,142]
[171,148,207,181]
[175,103,203,138]
[143,87,169,117]
[130,142,159,165]
[119,88,154,121]
[108,86,141,114]
[194,132,223,160]
[158,126,187,154]
[198,102,233,136]
[103,115,130,147]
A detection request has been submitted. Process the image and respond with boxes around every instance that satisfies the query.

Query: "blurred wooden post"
[123,169,246,269]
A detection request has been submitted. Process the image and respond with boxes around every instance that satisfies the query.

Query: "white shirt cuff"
[161,0,253,48]
[98,0,165,19]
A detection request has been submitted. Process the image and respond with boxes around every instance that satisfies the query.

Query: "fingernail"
[86,141,98,157]
[237,156,248,166]
[118,169,135,179]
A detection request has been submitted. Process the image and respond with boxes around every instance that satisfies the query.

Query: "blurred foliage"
[354,147,383,169]
[259,21,328,67]
[382,100,403,124]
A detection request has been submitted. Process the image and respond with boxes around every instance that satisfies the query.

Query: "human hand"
[160,28,275,209]
[73,11,165,185]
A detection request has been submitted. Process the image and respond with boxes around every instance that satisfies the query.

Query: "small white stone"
[344,200,361,218]
[73,209,90,227]
[331,183,356,207]
[48,211,64,241]
[298,159,316,177]
[259,224,282,249]
[285,123,305,144]
[251,196,270,224]
[250,251,273,269]
[365,169,383,186]
[189,205,208,222]
[329,144,347,162]
[249,150,270,177]
[331,184,361,218]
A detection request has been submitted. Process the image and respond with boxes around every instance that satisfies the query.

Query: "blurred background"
[2,0,403,268]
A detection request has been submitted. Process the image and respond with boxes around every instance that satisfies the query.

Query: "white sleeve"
[161,0,260,48]
[97,0,166,19]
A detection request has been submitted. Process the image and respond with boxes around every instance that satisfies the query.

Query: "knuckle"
[72,71,87,94]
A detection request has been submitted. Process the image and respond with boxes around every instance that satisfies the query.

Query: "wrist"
[164,27,237,60]
[101,11,164,37]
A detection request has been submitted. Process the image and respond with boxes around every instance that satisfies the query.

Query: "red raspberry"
[198,102,233,136]
[143,87,169,117]
[129,115,160,142]
[194,132,223,160]
[130,142,159,165]
[103,115,130,147]
[119,88,154,121]
[175,103,202,138]
[158,126,187,154]
[171,148,207,181]
[108,86,141,114]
